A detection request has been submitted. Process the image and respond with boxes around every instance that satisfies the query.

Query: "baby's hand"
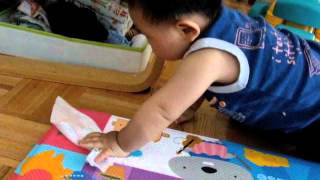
[79,131,129,163]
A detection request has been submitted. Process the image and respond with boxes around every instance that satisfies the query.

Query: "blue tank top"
[185,6,320,133]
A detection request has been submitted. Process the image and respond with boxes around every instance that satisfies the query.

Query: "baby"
[80,0,320,161]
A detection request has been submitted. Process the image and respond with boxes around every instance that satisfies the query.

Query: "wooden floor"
[0,1,304,179]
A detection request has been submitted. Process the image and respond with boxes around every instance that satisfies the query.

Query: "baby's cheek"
[152,46,166,59]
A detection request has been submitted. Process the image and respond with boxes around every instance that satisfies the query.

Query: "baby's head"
[126,0,222,60]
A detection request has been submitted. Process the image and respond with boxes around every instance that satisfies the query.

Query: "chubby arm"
[117,48,239,152]
[79,48,239,161]
[175,95,206,124]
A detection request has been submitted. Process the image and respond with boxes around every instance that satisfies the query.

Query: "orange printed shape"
[21,150,73,180]
[316,29,320,41]
[244,148,289,167]
[105,165,126,180]
[182,135,203,148]
[153,132,170,143]
[112,119,129,131]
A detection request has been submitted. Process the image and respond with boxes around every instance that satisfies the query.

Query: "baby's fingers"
[95,149,112,163]
[82,132,102,140]
[79,138,104,149]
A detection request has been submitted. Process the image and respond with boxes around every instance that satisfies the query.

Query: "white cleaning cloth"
[50,97,112,171]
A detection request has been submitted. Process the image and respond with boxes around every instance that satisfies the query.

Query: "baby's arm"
[117,48,239,152]
[175,95,205,124]
[80,48,239,161]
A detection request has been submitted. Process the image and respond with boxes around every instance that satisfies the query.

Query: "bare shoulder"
[183,48,240,84]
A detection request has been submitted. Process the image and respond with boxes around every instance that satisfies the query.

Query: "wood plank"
[2,168,15,180]
[79,91,143,118]
[0,79,32,108]
[0,165,11,179]
[0,114,50,167]
[0,89,8,97]
[0,75,22,87]
[0,165,15,180]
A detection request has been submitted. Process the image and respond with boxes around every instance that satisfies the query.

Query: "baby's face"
[129,7,191,60]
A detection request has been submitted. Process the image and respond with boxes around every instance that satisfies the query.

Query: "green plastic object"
[248,1,270,18]
[277,24,316,41]
[273,0,320,28]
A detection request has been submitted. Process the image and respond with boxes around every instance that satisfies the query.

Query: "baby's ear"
[176,19,200,42]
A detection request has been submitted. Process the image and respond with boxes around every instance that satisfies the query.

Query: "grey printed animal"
[169,156,253,180]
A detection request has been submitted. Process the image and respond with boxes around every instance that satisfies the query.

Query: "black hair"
[126,0,222,23]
